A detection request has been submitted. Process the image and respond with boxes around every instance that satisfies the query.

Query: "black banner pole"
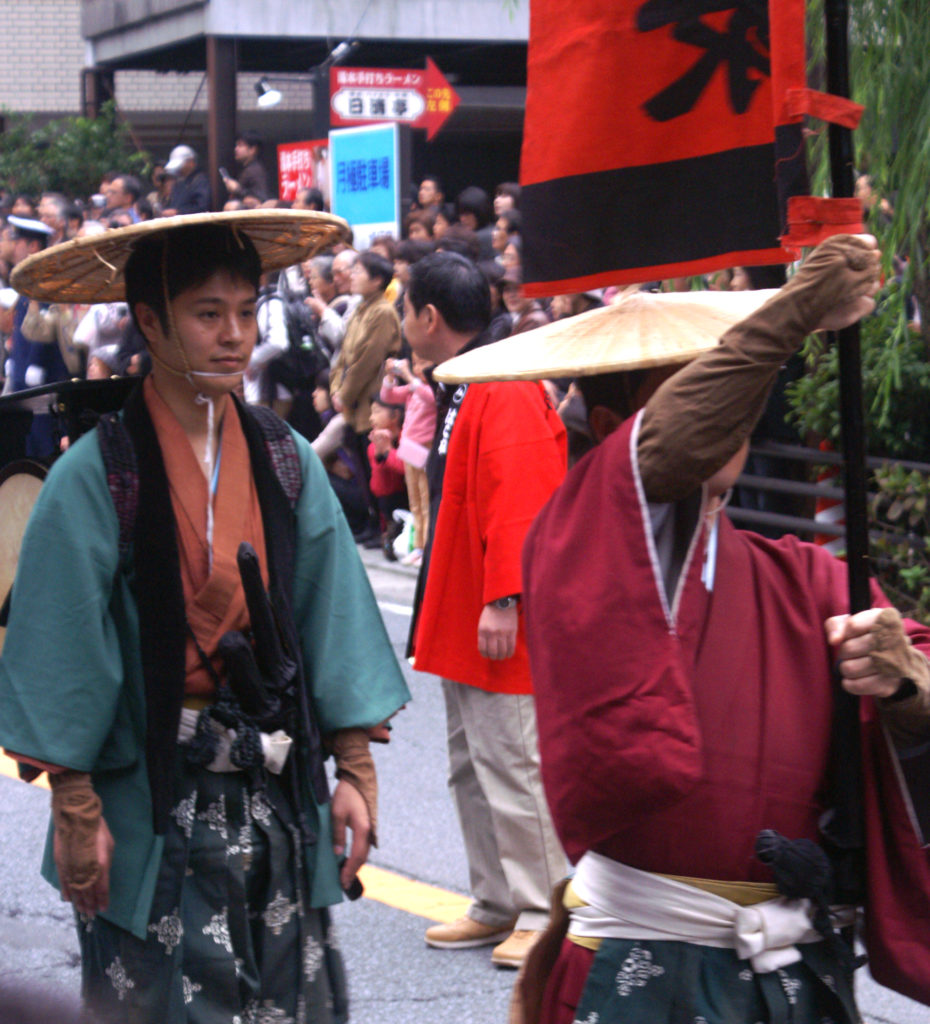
[825,0,871,613]
[821,0,867,900]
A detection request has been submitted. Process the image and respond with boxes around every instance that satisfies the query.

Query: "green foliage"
[0,101,148,199]
[786,285,930,460]
[870,465,930,620]
[787,2,930,620]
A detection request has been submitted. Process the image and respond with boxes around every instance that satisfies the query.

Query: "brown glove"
[760,233,881,338]
[868,608,930,748]
[49,771,103,892]
[331,728,378,846]
[639,234,881,502]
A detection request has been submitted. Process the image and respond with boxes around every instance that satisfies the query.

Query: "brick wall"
[0,0,315,117]
[0,0,85,112]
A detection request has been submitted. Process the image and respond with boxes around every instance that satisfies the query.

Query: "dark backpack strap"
[245,402,302,510]
[96,411,139,566]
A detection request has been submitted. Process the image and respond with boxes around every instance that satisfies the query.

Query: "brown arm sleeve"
[637,235,880,502]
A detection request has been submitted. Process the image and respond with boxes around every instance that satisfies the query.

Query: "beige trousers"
[442,679,568,932]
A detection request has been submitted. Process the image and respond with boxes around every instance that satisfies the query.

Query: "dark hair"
[125,223,262,332]
[358,250,393,292]
[420,175,443,194]
[407,252,491,335]
[436,225,480,262]
[368,234,397,261]
[404,209,435,237]
[135,197,155,221]
[504,233,523,258]
[455,186,492,229]
[236,130,264,155]
[495,181,521,205]
[371,395,405,420]
[497,209,522,234]
[396,238,434,264]
[297,186,325,210]
[117,175,142,202]
[576,370,650,423]
[13,193,36,215]
[478,258,505,300]
[434,202,455,226]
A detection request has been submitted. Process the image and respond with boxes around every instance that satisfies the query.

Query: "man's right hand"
[814,234,882,332]
[50,772,115,918]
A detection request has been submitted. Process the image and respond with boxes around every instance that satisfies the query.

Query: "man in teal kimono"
[0,211,411,1022]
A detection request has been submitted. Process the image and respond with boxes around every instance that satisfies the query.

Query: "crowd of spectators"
[4,150,882,560]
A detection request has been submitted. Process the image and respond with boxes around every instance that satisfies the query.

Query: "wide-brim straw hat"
[434,287,779,384]
[11,209,350,304]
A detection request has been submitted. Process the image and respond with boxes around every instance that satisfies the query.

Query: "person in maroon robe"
[437,235,930,1022]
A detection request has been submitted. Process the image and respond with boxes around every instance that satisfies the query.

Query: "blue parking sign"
[329,123,400,246]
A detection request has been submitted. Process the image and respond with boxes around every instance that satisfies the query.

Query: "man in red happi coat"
[405,252,568,968]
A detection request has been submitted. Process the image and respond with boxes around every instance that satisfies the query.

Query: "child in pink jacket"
[380,354,437,566]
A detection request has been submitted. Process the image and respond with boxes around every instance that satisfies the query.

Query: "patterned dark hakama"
[553,938,858,1024]
[78,759,347,1024]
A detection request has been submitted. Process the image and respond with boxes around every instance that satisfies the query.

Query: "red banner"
[277,139,328,205]
[520,0,809,296]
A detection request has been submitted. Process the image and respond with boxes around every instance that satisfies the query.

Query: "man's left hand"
[330,780,371,891]
[825,607,929,698]
[478,603,519,660]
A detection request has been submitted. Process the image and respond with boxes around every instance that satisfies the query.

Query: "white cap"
[7,215,54,238]
[165,144,197,176]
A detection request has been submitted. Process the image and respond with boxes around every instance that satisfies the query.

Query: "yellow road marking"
[0,754,468,921]
[357,863,471,922]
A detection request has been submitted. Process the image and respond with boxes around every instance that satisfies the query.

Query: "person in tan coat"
[330,250,402,538]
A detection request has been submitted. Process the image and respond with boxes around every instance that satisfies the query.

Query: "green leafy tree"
[787,2,930,619]
[0,101,148,199]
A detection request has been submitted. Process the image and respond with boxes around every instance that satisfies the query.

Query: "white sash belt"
[177,706,293,775]
[570,851,851,973]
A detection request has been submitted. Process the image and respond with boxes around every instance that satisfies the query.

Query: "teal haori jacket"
[0,407,410,940]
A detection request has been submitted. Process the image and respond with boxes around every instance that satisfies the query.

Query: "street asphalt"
[0,544,926,1022]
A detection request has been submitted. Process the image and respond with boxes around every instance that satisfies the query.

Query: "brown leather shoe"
[491,929,542,968]
[425,915,516,949]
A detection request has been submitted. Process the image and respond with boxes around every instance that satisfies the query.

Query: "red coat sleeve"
[474,382,567,604]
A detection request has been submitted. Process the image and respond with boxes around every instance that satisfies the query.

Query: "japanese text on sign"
[335,157,392,195]
[334,69,425,88]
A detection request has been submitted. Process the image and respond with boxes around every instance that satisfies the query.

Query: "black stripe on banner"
[522,143,783,285]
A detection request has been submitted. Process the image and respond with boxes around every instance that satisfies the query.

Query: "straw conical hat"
[434,287,778,384]
[11,209,350,304]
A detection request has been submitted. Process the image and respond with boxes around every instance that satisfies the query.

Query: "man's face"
[332,253,356,294]
[418,179,441,208]
[11,197,33,217]
[38,196,56,227]
[235,140,256,165]
[493,192,514,216]
[492,217,510,253]
[502,282,528,314]
[109,178,131,210]
[140,271,258,400]
[402,290,436,362]
[12,234,41,267]
[309,267,335,303]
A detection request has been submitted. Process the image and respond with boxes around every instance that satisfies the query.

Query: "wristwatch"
[491,595,520,610]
